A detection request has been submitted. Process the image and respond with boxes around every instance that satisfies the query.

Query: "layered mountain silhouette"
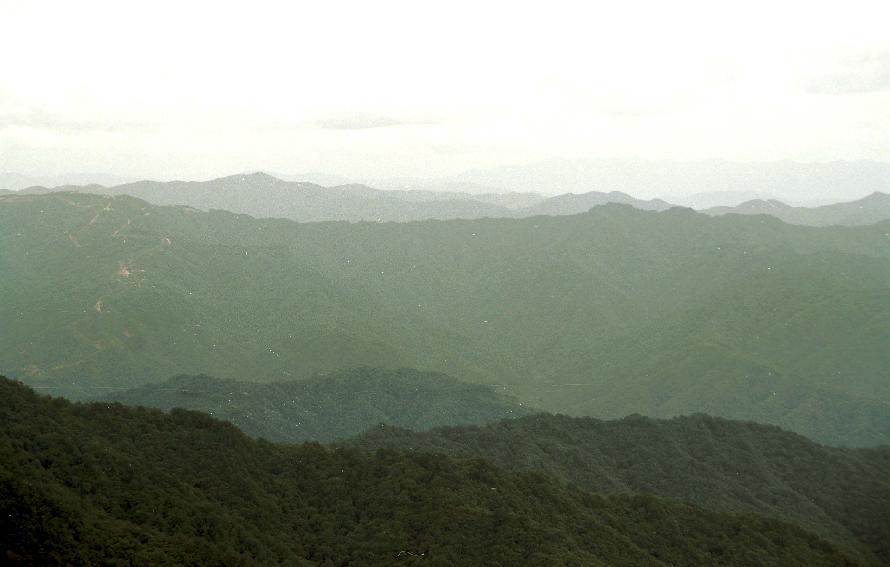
[704,192,890,226]
[10,169,890,225]
[10,172,672,222]
[2,192,888,446]
[0,172,133,191]
[438,158,890,206]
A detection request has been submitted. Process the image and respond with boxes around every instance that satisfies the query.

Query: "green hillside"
[346,413,890,564]
[2,192,889,445]
[95,368,532,443]
[0,377,860,566]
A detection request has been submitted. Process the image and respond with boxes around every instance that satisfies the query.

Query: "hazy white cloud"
[313,113,439,130]
[803,49,890,94]
[0,0,888,179]
[0,106,144,132]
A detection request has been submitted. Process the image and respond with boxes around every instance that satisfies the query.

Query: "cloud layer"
[0,0,888,180]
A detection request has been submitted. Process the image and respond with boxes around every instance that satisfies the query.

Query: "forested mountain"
[11,172,672,222]
[704,192,890,226]
[346,413,890,563]
[96,368,532,443]
[2,192,889,446]
[0,378,861,566]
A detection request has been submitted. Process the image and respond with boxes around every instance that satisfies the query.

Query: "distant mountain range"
[284,160,890,207]
[9,171,673,222]
[95,368,532,443]
[3,192,888,446]
[0,172,133,190]
[440,159,890,205]
[6,167,890,226]
[704,192,890,226]
[5,159,887,208]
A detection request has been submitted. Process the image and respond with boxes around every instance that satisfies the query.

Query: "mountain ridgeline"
[1,192,889,446]
[346,413,890,564]
[100,371,890,563]
[11,172,674,223]
[12,172,890,227]
[0,377,863,566]
[95,368,532,443]
[704,192,890,226]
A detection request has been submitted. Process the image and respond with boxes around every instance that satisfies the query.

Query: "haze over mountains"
[703,192,890,226]
[0,172,134,191]
[5,0,889,562]
[3,175,889,565]
[3,162,889,564]
[96,368,532,444]
[4,159,888,226]
[440,159,890,205]
[8,171,674,223]
[3,191,889,447]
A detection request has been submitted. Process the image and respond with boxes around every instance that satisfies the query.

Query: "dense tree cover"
[2,193,889,445]
[95,368,532,443]
[0,378,861,566]
[345,413,890,564]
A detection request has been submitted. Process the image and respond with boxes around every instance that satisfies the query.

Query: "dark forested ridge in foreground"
[102,371,890,563]
[95,368,532,443]
[346,413,890,564]
[2,192,889,446]
[0,378,863,566]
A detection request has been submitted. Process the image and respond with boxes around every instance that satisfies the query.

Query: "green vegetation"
[2,192,889,445]
[96,368,532,443]
[346,413,890,564]
[0,377,861,566]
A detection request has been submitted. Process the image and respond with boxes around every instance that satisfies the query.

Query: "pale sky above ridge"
[1,0,888,181]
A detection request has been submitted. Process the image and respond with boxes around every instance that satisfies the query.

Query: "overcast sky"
[1,0,888,181]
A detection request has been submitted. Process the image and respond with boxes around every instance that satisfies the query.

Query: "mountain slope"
[2,378,862,566]
[95,368,532,443]
[346,413,890,564]
[2,192,889,445]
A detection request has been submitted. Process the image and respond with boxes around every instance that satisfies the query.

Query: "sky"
[1,0,888,181]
